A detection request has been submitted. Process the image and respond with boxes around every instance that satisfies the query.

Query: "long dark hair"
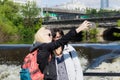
[51,28,64,38]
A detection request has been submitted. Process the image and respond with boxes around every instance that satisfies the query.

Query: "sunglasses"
[48,33,52,37]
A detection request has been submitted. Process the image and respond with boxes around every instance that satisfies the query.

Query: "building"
[101,0,109,9]
[13,0,31,4]
[12,0,41,7]
[52,1,87,13]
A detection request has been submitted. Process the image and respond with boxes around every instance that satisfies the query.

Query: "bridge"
[42,9,120,28]
[42,15,120,42]
[42,8,120,41]
[42,7,120,23]
[42,7,84,20]
[42,16,120,28]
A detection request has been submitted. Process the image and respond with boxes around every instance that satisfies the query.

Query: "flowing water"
[0,43,120,80]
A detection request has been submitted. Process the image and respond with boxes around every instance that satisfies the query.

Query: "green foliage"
[0,0,21,43]
[21,1,40,18]
[19,1,42,43]
[35,18,42,32]
[82,25,99,42]
[117,20,120,27]
[0,0,29,43]
[82,31,87,42]
[85,8,120,18]
[0,19,17,34]
[0,16,19,43]
[1,1,20,20]
[86,8,97,14]
[18,26,34,43]
[0,0,42,43]
[18,18,42,43]
[21,1,40,28]
[44,12,50,21]
[45,12,50,17]
[113,32,120,37]
[0,0,23,27]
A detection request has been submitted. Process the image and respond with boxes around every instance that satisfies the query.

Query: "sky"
[36,0,120,10]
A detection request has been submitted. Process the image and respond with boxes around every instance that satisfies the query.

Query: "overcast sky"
[36,0,120,10]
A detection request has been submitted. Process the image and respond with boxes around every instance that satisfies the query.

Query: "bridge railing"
[84,72,120,76]
[43,12,120,22]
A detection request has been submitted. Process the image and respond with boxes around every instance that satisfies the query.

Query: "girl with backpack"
[30,20,90,80]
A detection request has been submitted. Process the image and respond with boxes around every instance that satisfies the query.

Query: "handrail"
[84,72,120,76]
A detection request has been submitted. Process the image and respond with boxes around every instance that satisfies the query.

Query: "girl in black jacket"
[30,20,91,80]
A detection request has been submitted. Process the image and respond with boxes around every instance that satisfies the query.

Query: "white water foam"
[0,57,120,80]
[0,64,20,80]
[85,57,120,80]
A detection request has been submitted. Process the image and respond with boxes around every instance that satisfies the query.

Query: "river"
[0,42,120,80]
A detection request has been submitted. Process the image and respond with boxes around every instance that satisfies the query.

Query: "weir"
[0,43,120,80]
[0,43,120,66]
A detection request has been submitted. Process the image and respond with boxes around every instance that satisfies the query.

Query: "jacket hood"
[30,42,42,53]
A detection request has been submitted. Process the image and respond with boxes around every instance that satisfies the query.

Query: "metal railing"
[84,72,120,76]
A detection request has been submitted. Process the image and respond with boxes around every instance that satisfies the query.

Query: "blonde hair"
[34,27,46,43]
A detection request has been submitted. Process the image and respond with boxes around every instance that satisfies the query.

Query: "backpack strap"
[64,45,73,58]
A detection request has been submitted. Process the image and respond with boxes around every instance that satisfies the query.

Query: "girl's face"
[53,32,62,41]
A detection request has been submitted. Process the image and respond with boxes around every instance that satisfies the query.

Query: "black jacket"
[30,28,77,80]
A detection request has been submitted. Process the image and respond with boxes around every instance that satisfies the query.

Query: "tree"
[21,1,40,28]
[44,12,50,21]
[0,0,22,43]
[117,20,120,27]
[86,8,97,14]
[19,1,42,43]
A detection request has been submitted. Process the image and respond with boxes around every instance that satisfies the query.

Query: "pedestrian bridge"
[42,16,120,41]
[43,16,119,28]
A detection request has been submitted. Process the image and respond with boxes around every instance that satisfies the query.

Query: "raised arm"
[30,20,90,53]
[43,20,90,51]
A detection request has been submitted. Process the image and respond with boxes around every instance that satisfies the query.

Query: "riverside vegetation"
[0,0,41,44]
